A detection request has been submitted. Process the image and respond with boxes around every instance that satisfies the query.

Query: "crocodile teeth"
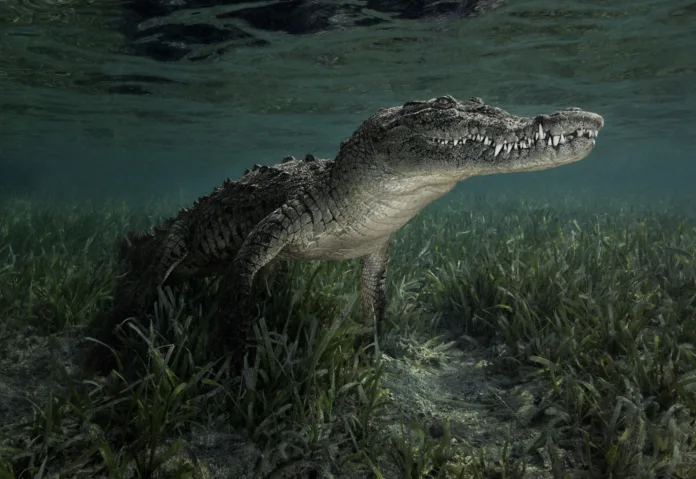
[428,124,598,150]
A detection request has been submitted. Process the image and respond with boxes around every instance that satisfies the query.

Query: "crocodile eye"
[435,96,456,107]
[468,97,484,105]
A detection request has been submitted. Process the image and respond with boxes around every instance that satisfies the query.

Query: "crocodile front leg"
[215,258,288,336]
[255,258,289,297]
[360,238,391,359]
[218,201,309,366]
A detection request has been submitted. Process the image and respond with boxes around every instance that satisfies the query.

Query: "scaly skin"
[87,95,603,372]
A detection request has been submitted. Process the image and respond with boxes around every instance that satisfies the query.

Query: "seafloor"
[1,194,694,478]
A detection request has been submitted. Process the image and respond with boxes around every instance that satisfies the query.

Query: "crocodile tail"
[85,219,182,374]
[83,282,138,373]
[85,268,159,374]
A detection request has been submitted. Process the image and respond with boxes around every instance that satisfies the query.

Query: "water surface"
[0,0,694,204]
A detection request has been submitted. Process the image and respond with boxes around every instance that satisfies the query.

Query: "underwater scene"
[1,0,695,477]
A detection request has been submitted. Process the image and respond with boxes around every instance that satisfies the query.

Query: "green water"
[1,0,694,204]
[1,2,696,476]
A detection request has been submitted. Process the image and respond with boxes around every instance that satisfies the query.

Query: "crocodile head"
[356,95,603,181]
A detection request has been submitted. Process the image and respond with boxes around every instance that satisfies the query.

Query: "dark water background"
[1,0,694,206]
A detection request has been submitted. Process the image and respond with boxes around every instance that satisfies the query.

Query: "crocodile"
[86,95,603,373]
